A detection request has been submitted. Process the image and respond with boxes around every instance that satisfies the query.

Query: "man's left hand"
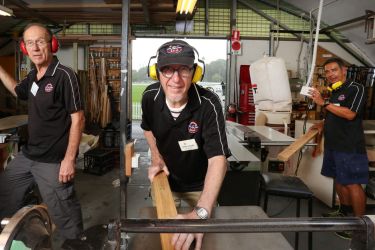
[309,88,324,106]
[171,211,204,250]
[59,158,76,183]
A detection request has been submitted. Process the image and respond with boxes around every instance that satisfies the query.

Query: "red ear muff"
[51,36,59,53]
[20,40,28,55]
[20,36,59,56]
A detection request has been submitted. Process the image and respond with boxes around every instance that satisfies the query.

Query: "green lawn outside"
[132,84,148,102]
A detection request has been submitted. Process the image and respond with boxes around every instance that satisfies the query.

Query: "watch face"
[196,207,208,219]
[324,99,330,107]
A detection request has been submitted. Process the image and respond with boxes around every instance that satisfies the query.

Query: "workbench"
[364,120,375,135]
[0,115,28,131]
[128,206,293,250]
[226,120,295,171]
[0,115,28,171]
[221,121,297,205]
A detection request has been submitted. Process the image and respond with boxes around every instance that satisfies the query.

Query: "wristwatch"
[194,206,209,219]
[323,99,330,108]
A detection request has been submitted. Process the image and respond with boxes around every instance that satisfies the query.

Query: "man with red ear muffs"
[0,23,89,249]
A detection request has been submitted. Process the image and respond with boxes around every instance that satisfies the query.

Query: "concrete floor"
[68,121,363,250]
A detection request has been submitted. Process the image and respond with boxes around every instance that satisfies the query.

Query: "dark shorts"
[321,149,369,185]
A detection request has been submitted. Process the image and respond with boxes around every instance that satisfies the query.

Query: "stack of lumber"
[87,53,112,127]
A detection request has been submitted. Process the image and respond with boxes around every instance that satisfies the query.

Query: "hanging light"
[176,0,198,15]
[0,0,14,17]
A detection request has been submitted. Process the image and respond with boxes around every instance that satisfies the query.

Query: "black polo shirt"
[324,80,367,153]
[15,57,83,163]
[141,82,230,192]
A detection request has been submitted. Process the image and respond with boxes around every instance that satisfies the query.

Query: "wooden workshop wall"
[0,56,16,115]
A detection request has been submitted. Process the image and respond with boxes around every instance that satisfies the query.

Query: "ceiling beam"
[25,2,174,10]
[255,0,311,22]
[26,3,122,9]
[7,0,60,27]
[238,0,308,42]
[141,0,151,24]
[325,32,370,66]
[254,0,372,66]
[320,14,368,32]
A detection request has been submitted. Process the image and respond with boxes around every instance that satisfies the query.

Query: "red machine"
[238,65,255,125]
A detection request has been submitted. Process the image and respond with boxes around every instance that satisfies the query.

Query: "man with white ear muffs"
[142,40,230,250]
[308,57,368,240]
[0,23,88,249]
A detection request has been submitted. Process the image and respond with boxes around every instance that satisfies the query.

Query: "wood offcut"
[278,129,319,162]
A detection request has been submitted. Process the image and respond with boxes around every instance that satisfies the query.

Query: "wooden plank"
[277,129,319,162]
[124,141,134,177]
[152,172,178,250]
[0,115,28,131]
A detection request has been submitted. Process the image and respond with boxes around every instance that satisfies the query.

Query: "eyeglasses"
[24,39,50,48]
[159,66,193,79]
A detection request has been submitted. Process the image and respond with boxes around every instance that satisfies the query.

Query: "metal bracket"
[351,215,375,250]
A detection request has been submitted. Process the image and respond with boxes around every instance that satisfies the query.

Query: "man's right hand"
[310,121,324,158]
[148,154,170,182]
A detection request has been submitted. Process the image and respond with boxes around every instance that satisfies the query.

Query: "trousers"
[0,152,83,239]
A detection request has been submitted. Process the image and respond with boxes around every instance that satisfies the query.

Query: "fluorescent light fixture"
[0,4,13,16]
[176,0,197,15]
[176,20,194,33]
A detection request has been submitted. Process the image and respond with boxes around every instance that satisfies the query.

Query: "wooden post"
[152,172,178,250]
[277,129,319,162]
[124,141,134,177]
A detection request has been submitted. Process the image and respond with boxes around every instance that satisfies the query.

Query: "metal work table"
[0,115,28,171]
[226,121,296,170]
[364,120,375,135]
[128,206,293,250]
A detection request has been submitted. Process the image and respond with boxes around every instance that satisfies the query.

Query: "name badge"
[333,103,340,106]
[31,82,39,96]
[178,139,198,152]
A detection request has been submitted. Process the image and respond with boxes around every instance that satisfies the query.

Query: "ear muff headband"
[327,81,343,92]
[20,36,59,56]
[147,43,205,83]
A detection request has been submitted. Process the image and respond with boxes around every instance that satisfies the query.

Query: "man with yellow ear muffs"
[141,40,230,250]
[308,57,368,240]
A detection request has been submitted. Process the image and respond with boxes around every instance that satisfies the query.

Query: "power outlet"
[268,160,285,173]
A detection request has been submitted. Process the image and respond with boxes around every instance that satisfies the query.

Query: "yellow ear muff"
[192,65,203,83]
[149,64,158,80]
[327,81,343,92]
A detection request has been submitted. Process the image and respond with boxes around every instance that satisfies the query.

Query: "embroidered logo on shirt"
[188,121,199,134]
[338,94,345,101]
[45,83,53,93]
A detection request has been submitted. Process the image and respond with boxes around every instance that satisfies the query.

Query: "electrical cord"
[294,105,310,176]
